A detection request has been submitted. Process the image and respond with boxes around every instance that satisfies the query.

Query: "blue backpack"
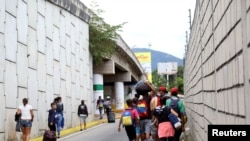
[170,98,180,117]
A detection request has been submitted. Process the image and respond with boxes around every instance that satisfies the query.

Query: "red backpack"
[137,99,149,118]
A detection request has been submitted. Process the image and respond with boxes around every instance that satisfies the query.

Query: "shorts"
[79,114,87,122]
[125,125,136,141]
[135,125,141,135]
[151,124,158,135]
[20,119,32,128]
[140,119,151,134]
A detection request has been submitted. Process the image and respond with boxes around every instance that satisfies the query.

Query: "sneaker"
[80,129,83,131]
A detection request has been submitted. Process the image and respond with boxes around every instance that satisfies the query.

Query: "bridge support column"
[93,74,104,115]
[115,82,125,110]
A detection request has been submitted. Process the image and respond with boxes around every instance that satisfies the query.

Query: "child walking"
[48,102,57,131]
[118,99,140,141]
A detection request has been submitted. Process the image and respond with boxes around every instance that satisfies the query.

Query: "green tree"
[152,70,167,88]
[152,66,184,94]
[177,66,184,78]
[89,1,126,64]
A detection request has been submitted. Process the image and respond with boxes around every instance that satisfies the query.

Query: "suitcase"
[43,130,57,141]
[108,112,116,123]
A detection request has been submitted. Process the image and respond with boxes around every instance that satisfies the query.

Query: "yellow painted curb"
[30,116,121,141]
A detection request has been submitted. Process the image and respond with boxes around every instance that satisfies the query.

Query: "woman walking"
[152,97,178,141]
[56,97,64,138]
[16,98,34,141]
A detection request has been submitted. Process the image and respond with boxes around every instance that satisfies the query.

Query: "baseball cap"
[159,86,167,92]
[170,87,178,94]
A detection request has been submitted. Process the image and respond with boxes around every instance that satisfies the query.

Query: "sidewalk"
[30,112,121,141]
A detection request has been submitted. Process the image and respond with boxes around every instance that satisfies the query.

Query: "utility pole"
[188,9,192,31]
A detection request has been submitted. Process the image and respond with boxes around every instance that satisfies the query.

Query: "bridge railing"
[115,35,144,75]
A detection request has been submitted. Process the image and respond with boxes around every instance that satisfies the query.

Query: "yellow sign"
[134,52,151,63]
[134,52,152,82]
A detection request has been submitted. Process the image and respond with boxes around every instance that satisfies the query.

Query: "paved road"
[59,120,128,141]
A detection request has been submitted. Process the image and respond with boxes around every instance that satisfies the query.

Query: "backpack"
[170,97,180,117]
[79,104,87,114]
[170,97,188,125]
[137,99,149,118]
[154,106,170,123]
[103,101,110,109]
[122,109,133,126]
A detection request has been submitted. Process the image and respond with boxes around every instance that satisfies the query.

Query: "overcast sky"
[80,0,196,59]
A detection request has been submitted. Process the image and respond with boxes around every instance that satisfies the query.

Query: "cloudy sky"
[80,0,196,59]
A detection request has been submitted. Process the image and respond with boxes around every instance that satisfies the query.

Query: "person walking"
[132,94,141,141]
[104,96,112,118]
[118,99,140,141]
[153,97,178,141]
[150,86,167,141]
[55,97,64,138]
[136,80,156,141]
[96,96,104,119]
[78,100,89,131]
[16,98,34,141]
[166,87,187,141]
[48,102,57,131]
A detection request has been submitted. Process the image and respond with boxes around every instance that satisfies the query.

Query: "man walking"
[166,87,187,141]
[78,100,88,131]
[96,96,104,119]
[104,96,112,118]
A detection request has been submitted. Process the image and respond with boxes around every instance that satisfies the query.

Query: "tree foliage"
[152,66,184,94]
[152,70,167,88]
[89,1,126,64]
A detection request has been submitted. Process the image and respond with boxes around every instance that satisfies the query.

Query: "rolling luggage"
[43,130,57,141]
[108,112,116,123]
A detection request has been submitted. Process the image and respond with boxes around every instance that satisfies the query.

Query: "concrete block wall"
[0,0,93,140]
[184,0,250,141]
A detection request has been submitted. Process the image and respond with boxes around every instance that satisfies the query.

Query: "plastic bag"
[135,81,152,94]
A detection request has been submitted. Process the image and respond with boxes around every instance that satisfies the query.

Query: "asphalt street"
[59,120,129,141]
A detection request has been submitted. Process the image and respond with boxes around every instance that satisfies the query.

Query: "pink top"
[122,108,139,119]
[158,121,175,138]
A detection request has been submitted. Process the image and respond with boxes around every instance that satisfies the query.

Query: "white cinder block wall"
[184,0,250,141]
[0,0,93,140]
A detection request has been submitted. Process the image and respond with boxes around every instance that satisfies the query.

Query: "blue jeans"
[99,108,103,119]
[57,114,63,135]
[20,119,32,128]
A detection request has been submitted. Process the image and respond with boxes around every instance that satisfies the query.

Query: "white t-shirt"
[18,104,33,120]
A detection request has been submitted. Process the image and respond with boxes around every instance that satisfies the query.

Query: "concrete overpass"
[93,35,145,113]
[0,0,144,140]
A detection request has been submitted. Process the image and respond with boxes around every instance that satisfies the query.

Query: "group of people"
[16,96,89,140]
[48,96,64,138]
[118,80,187,141]
[96,96,112,119]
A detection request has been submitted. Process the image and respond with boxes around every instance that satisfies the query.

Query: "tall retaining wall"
[0,0,93,140]
[184,0,250,141]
